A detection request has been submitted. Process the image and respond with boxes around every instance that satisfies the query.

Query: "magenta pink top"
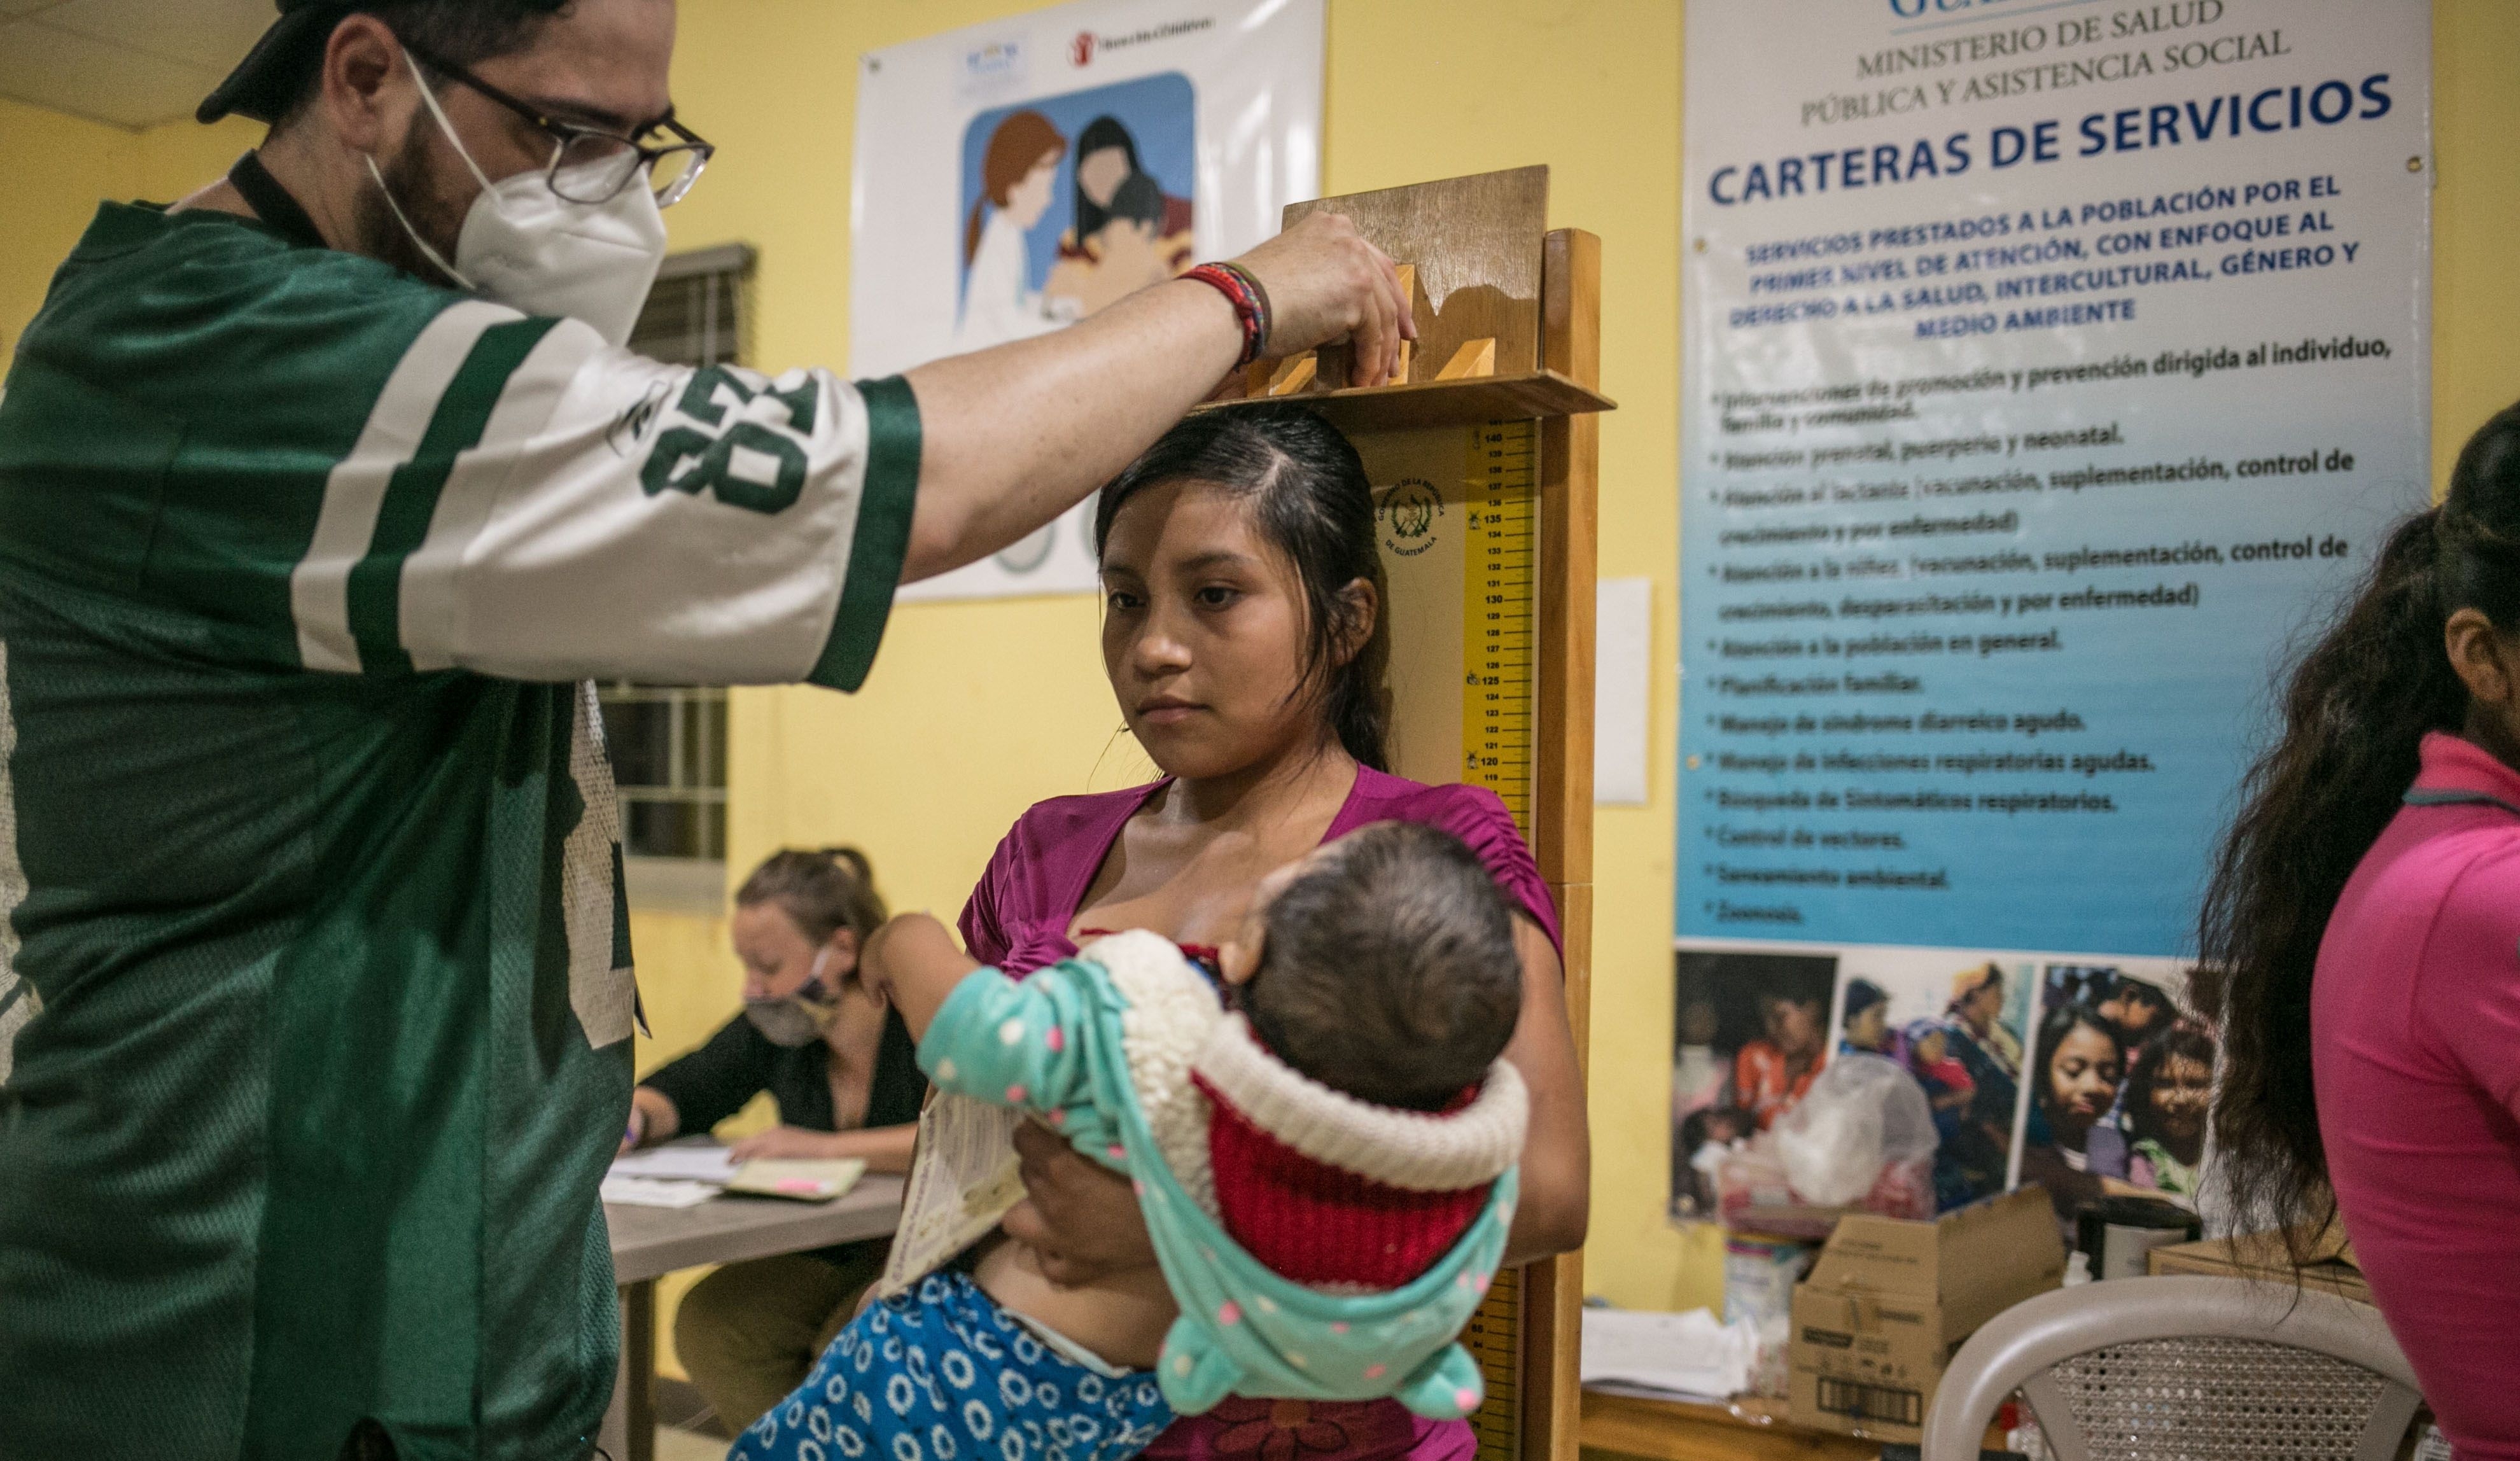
[2314,732,2520,1460]
[960,765,1560,1461]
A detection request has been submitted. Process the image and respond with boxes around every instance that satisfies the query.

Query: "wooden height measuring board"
[1208,168,1611,1461]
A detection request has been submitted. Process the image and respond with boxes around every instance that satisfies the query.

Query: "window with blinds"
[626,241,755,366]
[603,243,755,910]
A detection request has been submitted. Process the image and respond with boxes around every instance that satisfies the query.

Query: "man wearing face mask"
[0,2,1412,1458]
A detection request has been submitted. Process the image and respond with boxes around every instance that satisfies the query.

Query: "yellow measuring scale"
[1360,416,1539,1461]
[1364,417,1540,821]
[1461,419,1541,826]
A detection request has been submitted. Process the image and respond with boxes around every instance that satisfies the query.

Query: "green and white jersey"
[0,202,919,1460]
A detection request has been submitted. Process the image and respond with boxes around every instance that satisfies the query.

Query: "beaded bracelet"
[1182,261,1273,367]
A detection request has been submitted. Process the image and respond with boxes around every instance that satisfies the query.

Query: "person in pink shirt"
[950,405,1590,1461]
[2201,404,2520,1459]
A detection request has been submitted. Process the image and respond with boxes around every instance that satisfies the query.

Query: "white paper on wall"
[1597,577,1653,806]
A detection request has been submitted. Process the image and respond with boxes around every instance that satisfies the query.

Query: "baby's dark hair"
[1103,171,1168,232]
[1241,821,1523,1112]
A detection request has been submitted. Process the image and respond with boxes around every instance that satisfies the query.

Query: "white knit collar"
[1190,1013,1527,1192]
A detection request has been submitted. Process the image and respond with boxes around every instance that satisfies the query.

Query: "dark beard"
[353,120,472,288]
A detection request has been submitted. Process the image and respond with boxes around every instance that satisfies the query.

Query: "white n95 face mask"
[367,49,666,347]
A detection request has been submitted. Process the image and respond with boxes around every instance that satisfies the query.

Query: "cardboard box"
[2146,1226,2372,1306]
[1787,1186,2065,1444]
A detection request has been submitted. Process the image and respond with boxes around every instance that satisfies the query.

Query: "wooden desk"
[1579,1389,1876,1461]
[601,1176,906,1461]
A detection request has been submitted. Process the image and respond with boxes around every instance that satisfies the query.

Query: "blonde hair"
[735,847,887,947]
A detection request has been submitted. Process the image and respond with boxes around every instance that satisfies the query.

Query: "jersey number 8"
[640,365,819,514]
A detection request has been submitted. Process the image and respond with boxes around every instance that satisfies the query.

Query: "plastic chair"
[1919,1276,2423,1461]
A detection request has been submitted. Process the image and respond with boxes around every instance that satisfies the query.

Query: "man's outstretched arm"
[899,211,1410,582]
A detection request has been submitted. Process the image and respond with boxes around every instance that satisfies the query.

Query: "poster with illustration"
[852,0,1323,601]
[956,78,1196,353]
[1669,947,1836,1221]
[2009,962,2215,1219]
[1828,950,2035,1214]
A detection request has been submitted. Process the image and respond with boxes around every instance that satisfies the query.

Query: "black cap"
[197,0,358,125]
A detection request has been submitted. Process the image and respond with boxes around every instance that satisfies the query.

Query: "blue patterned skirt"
[732,1271,1176,1461]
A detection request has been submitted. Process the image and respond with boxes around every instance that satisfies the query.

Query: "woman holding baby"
[739,407,1588,1461]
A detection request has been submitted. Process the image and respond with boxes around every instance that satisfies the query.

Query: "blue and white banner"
[1677,0,2431,959]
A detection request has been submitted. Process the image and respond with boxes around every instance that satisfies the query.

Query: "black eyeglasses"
[402,39,713,208]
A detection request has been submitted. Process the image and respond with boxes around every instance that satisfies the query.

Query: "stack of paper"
[605,1142,869,1206]
[601,1175,720,1209]
[608,1144,741,1184]
[1578,1306,1755,1402]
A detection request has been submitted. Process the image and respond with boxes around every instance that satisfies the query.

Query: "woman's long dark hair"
[2199,402,2520,1251]
[1095,407,1394,771]
[1071,116,1142,244]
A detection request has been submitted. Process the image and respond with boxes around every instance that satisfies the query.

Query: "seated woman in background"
[2201,404,2520,1459]
[952,406,1589,1461]
[622,847,927,1432]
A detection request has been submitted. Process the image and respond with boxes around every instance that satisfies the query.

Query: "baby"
[1902,1020,1978,1128]
[733,821,1529,1461]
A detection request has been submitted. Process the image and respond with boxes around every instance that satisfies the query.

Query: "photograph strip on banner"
[1671,940,2206,1230]
[851,0,1323,603]
[1672,0,2428,1227]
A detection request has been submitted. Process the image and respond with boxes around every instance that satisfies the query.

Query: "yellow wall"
[2430,1,2520,491]
[6,0,2520,1334]
[0,97,265,362]
[1,98,132,362]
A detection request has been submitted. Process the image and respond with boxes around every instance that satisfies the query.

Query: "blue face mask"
[744,947,839,1047]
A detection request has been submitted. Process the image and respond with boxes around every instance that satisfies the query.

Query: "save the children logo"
[1073,17,1216,66]
[1377,479,1444,557]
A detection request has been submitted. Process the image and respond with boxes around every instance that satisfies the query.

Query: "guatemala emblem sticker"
[1377,478,1443,558]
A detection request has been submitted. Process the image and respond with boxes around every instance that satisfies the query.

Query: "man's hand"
[728,1126,849,1163]
[620,1086,679,1156]
[1000,1119,1158,1287]
[1229,212,1415,387]
[901,208,1414,583]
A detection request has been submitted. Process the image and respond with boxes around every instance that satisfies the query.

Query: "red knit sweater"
[1194,1073,1494,1289]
